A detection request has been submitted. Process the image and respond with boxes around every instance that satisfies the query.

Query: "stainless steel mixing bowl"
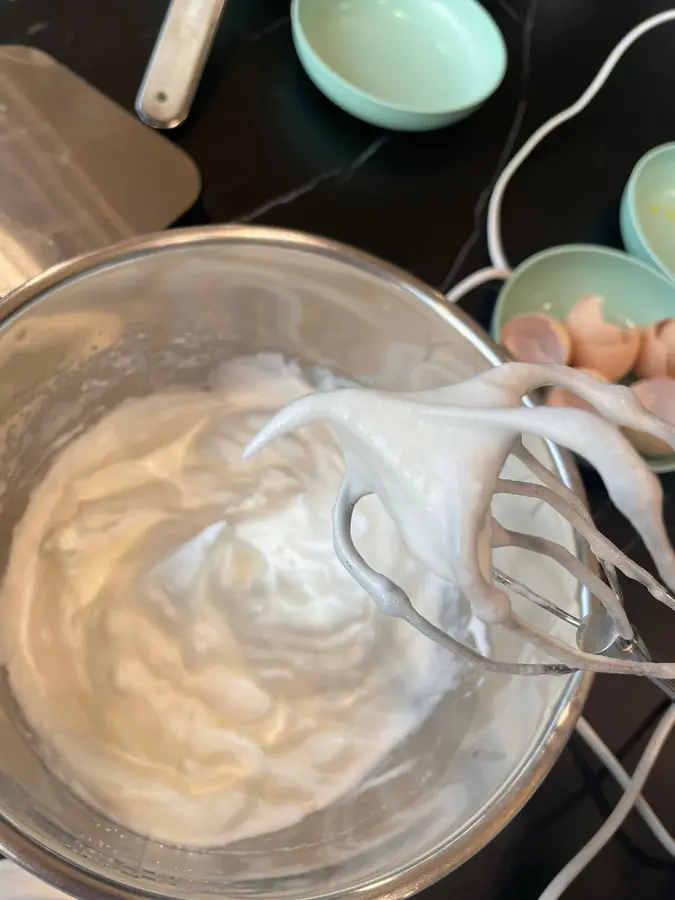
[0,227,591,900]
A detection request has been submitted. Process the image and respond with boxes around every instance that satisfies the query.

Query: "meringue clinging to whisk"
[246,362,675,678]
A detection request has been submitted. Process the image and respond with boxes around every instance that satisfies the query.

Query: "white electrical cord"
[539,707,675,899]
[443,9,675,898]
[444,266,510,305]
[575,716,675,857]
[487,7,675,272]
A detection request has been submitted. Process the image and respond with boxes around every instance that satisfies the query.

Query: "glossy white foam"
[0,355,474,847]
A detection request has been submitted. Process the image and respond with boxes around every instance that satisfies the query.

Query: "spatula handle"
[136,0,225,129]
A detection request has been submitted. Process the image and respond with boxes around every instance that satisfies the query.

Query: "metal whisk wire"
[492,568,581,629]
[493,568,675,704]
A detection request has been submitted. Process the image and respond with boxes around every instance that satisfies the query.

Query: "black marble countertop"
[5,0,675,897]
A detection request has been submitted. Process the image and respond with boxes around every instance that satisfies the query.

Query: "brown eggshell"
[547,368,610,414]
[500,313,571,365]
[635,318,675,379]
[565,294,640,382]
[624,377,675,456]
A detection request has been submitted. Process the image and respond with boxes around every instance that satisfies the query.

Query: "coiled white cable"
[539,708,675,899]
[444,9,675,898]
[575,715,675,857]
[443,266,510,305]
[486,7,675,273]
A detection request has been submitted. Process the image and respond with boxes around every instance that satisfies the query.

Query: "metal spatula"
[0,46,201,295]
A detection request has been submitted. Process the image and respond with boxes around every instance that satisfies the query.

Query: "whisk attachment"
[244,362,675,680]
[333,474,573,676]
[492,569,580,629]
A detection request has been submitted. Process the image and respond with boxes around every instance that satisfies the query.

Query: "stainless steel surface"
[577,605,619,656]
[0,46,200,296]
[136,0,226,129]
[0,226,592,900]
[580,611,675,704]
[630,637,675,704]
[493,568,582,629]
[502,573,675,703]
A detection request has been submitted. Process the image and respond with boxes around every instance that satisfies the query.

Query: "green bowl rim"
[290,0,508,117]
[491,242,675,339]
[622,141,675,278]
[490,242,675,474]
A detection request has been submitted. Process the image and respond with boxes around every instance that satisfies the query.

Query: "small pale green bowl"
[491,244,675,473]
[621,143,675,281]
[291,0,507,132]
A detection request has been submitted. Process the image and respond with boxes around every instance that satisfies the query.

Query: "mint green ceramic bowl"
[291,0,507,132]
[621,143,675,281]
[491,244,675,473]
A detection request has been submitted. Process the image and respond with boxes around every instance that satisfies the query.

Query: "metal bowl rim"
[0,224,592,900]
